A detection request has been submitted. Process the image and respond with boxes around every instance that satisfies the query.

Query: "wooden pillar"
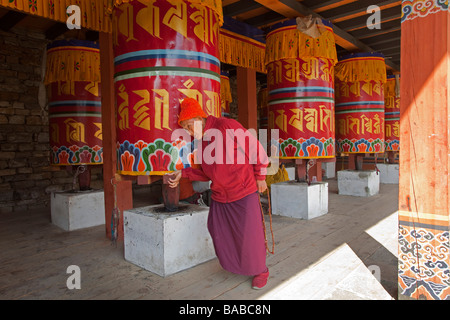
[294,159,323,183]
[398,3,450,300]
[309,161,322,182]
[386,151,396,164]
[295,159,306,182]
[236,67,257,130]
[99,32,133,241]
[347,154,364,170]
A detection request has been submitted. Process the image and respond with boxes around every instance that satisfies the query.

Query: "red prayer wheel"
[265,19,337,159]
[258,86,268,130]
[45,40,103,166]
[220,70,232,117]
[335,52,386,154]
[112,0,222,175]
[384,75,400,152]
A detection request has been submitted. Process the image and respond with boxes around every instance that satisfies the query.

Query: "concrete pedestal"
[124,204,215,277]
[270,181,328,220]
[377,163,399,184]
[337,170,380,197]
[323,161,336,179]
[285,167,296,181]
[51,189,105,231]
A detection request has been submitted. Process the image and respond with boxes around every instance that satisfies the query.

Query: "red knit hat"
[178,98,207,126]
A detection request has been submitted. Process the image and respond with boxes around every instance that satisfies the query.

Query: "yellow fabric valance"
[44,40,101,85]
[107,0,223,25]
[220,73,232,104]
[0,0,113,33]
[0,0,223,33]
[258,87,268,109]
[335,54,387,83]
[265,23,337,66]
[219,28,266,73]
[385,75,400,97]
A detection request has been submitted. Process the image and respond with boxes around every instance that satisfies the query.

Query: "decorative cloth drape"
[0,0,223,33]
[334,52,387,83]
[219,16,266,73]
[220,71,232,116]
[265,18,337,67]
[45,39,101,85]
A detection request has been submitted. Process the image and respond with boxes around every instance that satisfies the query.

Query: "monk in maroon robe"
[168,98,270,289]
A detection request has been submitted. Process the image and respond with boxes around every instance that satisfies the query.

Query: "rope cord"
[259,190,275,255]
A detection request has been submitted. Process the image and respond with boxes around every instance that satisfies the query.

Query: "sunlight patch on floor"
[258,242,394,300]
[365,211,398,258]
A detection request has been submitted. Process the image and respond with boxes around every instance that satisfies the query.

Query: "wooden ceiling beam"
[307,0,358,12]
[0,10,28,32]
[319,0,400,22]
[45,22,68,40]
[380,47,401,55]
[363,32,401,47]
[223,0,263,17]
[336,6,401,31]
[349,19,400,39]
[243,11,286,27]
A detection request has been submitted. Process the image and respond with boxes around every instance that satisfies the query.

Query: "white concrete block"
[270,181,328,219]
[323,161,336,179]
[377,163,399,184]
[337,170,380,197]
[124,204,215,277]
[51,190,105,231]
[285,167,296,181]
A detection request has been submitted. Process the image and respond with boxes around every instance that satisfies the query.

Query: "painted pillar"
[398,0,450,300]
[100,32,133,241]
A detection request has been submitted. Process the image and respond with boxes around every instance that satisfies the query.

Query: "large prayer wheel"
[258,86,268,130]
[112,0,223,175]
[220,70,232,117]
[335,52,386,154]
[45,39,103,166]
[265,18,337,159]
[384,75,400,151]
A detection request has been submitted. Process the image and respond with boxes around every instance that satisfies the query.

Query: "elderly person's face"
[180,117,205,140]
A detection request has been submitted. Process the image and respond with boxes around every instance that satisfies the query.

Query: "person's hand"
[167,170,182,188]
[256,179,267,193]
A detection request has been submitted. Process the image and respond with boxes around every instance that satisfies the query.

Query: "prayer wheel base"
[377,164,399,184]
[50,189,105,231]
[270,181,328,220]
[337,170,380,197]
[123,204,215,277]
